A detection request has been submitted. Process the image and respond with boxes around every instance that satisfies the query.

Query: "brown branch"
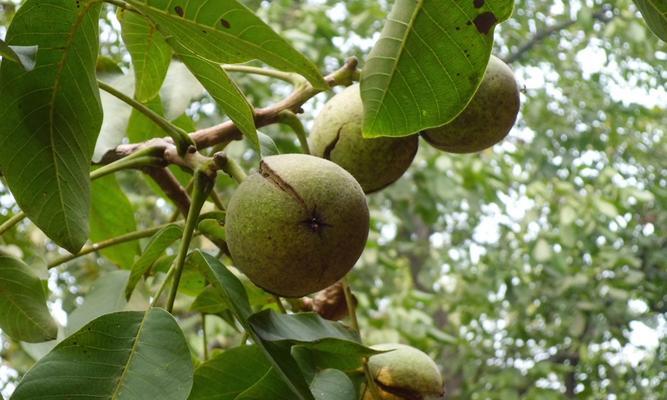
[99,58,360,166]
[503,7,614,65]
[143,167,190,216]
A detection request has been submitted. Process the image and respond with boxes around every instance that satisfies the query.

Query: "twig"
[166,169,216,313]
[98,80,195,155]
[0,212,25,236]
[47,222,182,269]
[341,278,360,334]
[273,295,287,314]
[202,313,209,361]
[503,7,614,64]
[223,64,303,86]
[99,58,360,165]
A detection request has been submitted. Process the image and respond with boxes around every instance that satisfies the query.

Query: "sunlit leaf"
[119,9,173,102]
[126,0,327,89]
[361,0,514,137]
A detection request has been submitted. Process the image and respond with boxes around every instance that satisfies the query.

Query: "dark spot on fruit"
[466,20,472,25]
[220,18,231,28]
[473,12,497,34]
[174,6,184,17]
[474,0,485,8]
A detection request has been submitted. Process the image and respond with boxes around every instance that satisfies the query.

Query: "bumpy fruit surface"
[364,344,444,400]
[310,84,419,194]
[422,55,520,153]
[225,154,369,297]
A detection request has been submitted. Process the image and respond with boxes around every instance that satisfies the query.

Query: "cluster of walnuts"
[224,56,519,399]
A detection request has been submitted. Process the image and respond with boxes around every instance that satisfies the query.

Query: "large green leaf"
[189,345,293,400]
[12,309,193,400]
[66,270,130,336]
[90,176,140,268]
[191,251,315,400]
[0,256,57,343]
[126,0,327,89]
[250,310,377,373]
[125,224,183,300]
[119,9,173,102]
[360,0,514,137]
[0,0,103,252]
[172,43,259,152]
[633,0,667,42]
[249,310,360,343]
[0,38,37,71]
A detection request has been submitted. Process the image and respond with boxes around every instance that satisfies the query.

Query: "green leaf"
[310,369,356,400]
[360,0,513,137]
[191,250,315,400]
[0,39,37,71]
[0,0,103,252]
[125,224,183,300]
[190,285,229,314]
[250,310,376,372]
[0,256,57,343]
[119,9,173,102]
[126,0,327,89]
[89,176,140,268]
[173,44,259,152]
[249,310,360,344]
[258,131,281,156]
[633,0,667,42]
[66,271,130,337]
[189,345,293,400]
[12,309,193,400]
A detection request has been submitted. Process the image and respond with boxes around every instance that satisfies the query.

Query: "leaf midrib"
[111,311,149,399]
[367,1,423,132]
[47,1,97,245]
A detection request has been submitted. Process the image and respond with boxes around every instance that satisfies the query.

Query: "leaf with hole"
[127,0,327,89]
[0,256,57,343]
[361,0,514,137]
[0,38,37,71]
[0,0,103,252]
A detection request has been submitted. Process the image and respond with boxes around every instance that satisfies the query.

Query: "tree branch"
[99,58,360,166]
[503,7,614,65]
[144,167,191,216]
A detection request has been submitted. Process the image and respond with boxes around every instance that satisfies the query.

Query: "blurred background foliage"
[1,0,666,398]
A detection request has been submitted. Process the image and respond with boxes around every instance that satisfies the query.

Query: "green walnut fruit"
[422,55,520,153]
[364,344,445,400]
[225,154,369,297]
[310,84,419,194]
